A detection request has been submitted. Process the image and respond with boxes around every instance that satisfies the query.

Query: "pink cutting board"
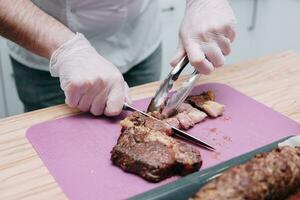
[26,83,300,200]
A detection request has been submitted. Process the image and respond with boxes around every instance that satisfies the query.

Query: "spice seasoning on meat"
[190,146,300,200]
[111,91,225,182]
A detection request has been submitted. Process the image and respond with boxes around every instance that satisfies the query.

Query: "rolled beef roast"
[190,146,300,200]
[111,91,224,182]
[287,191,300,200]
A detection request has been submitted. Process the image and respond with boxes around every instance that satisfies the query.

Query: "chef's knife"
[123,103,215,151]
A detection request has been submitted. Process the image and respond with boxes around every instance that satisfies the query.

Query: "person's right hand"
[50,33,131,116]
[170,0,236,75]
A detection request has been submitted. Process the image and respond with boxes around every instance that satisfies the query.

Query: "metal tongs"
[147,55,199,116]
[144,55,215,151]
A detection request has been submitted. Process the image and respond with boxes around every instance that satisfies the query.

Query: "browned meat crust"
[286,190,300,200]
[120,111,173,135]
[190,146,300,200]
[186,91,224,118]
[186,91,215,107]
[176,112,195,130]
[112,141,175,182]
[111,112,202,182]
[111,90,224,182]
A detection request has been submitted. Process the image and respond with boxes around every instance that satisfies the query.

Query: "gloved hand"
[171,0,236,74]
[50,33,131,116]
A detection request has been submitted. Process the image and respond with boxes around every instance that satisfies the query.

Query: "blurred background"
[0,0,300,118]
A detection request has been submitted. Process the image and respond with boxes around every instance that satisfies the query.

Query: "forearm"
[0,0,75,59]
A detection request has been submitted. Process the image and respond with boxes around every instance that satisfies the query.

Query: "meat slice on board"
[111,90,224,182]
[186,91,224,118]
[111,112,202,182]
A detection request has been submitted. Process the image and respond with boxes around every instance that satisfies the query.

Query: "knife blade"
[123,103,215,151]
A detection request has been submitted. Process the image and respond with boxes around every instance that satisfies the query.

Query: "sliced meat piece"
[186,91,224,118]
[116,128,139,148]
[176,112,195,130]
[120,111,145,129]
[117,126,157,148]
[173,141,202,175]
[145,130,175,147]
[163,117,180,129]
[144,117,172,135]
[201,101,224,118]
[112,90,225,183]
[111,141,175,182]
[177,103,195,113]
[187,108,207,124]
[186,91,215,108]
[121,111,172,135]
[120,117,135,130]
[112,111,202,183]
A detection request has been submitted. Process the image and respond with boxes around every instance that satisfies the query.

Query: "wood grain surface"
[1,51,300,200]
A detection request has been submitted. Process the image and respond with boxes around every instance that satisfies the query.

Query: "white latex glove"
[50,33,131,116]
[171,0,237,74]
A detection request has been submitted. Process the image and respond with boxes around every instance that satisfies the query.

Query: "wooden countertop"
[1,51,300,200]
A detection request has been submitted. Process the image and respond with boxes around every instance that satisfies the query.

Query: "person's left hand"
[170,0,237,74]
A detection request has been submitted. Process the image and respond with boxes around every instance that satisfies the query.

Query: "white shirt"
[7,0,161,73]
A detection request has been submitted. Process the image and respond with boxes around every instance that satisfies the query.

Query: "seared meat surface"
[111,112,202,182]
[287,190,300,200]
[190,146,300,200]
[186,91,224,117]
[111,90,224,182]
